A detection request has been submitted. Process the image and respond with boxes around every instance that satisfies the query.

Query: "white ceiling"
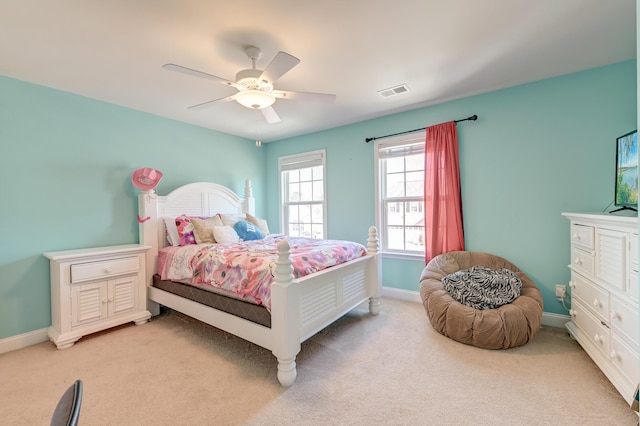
[0,1,636,142]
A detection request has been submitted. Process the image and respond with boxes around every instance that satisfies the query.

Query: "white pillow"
[164,217,180,246]
[212,225,240,244]
[218,213,245,227]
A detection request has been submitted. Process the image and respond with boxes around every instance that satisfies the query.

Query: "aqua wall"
[0,76,264,339]
[265,60,637,315]
[0,60,635,340]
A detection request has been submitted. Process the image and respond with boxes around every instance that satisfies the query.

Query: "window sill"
[380,251,424,262]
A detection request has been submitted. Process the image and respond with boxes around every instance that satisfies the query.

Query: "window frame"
[278,149,327,239]
[374,134,425,259]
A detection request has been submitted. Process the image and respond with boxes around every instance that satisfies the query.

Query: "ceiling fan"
[163,46,336,124]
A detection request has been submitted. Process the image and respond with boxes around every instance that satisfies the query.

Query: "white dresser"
[562,213,639,406]
[44,244,152,349]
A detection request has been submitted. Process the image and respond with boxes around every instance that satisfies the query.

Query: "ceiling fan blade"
[259,52,300,85]
[163,63,243,90]
[272,90,336,102]
[261,106,281,124]
[187,94,238,111]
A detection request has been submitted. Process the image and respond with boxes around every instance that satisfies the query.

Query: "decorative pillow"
[217,213,244,227]
[233,220,264,241]
[190,216,223,244]
[246,213,270,236]
[163,217,180,246]
[174,214,199,246]
[212,225,240,245]
[441,266,522,310]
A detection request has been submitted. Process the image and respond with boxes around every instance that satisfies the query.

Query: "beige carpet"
[1,298,637,425]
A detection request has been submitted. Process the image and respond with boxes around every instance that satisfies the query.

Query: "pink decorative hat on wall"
[132,167,163,191]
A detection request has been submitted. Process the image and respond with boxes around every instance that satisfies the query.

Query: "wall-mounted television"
[612,129,638,213]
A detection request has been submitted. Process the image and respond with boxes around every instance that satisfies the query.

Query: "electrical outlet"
[555,284,567,299]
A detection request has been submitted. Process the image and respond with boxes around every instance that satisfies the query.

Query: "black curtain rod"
[364,114,478,143]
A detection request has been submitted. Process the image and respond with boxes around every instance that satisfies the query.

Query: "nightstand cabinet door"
[110,276,138,316]
[70,281,108,327]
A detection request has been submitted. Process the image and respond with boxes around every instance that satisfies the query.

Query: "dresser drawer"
[570,247,594,277]
[610,297,639,348]
[571,299,610,358]
[571,224,595,250]
[611,334,639,387]
[570,273,609,322]
[71,256,140,283]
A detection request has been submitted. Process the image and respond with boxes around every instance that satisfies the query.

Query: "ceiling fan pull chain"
[255,109,262,148]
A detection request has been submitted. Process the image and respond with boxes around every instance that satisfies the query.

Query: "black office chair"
[50,379,83,426]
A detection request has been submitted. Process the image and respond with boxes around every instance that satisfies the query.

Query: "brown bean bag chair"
[419,251,543,349]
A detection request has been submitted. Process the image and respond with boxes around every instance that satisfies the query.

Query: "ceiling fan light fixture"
[236,90,276,109]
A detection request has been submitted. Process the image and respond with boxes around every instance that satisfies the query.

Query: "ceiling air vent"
[377,84,410,98]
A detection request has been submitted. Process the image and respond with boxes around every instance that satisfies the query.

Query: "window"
[375,135,425,256]
[279,150,326,239]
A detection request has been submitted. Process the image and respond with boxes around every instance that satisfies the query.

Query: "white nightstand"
[44,244,152,349]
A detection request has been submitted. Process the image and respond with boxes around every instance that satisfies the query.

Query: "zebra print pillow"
[441,266,522,310]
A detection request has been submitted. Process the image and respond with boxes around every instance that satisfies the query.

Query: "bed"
[137,180,381,386]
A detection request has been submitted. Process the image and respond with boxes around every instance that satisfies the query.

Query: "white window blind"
[279,151,324,171]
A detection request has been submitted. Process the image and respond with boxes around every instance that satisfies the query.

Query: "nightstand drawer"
[71,256,140,283]
[571,224,594,250]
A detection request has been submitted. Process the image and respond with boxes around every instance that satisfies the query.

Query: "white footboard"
[270,226,381,386]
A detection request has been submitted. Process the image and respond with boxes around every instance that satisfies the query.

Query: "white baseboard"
[382,286,571,329]
[381,286,422,303]
[539,312,571,328]
[0,328,49,355]
[1,290,572,354]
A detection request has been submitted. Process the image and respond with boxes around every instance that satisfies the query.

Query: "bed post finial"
[243,179,255,215]
[367,226,380,254]
[274,239,294,284]
[244,179,253,199]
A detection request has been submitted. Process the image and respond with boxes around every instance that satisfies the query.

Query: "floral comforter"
[157,235,368,310]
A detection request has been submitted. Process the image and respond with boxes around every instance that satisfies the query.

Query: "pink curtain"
[424,121,464,263]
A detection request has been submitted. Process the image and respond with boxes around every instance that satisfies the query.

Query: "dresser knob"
[569,309,576,317]
[610,311,619,321]
[592,298,600,307]
[569,281,576,289]
[104,266,113,273]
[573,233,581,241]
[574,257,582,265]
[593,334,602,343]
[102,299,108,305]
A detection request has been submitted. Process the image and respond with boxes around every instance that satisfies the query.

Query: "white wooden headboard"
[138,179,256,287]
